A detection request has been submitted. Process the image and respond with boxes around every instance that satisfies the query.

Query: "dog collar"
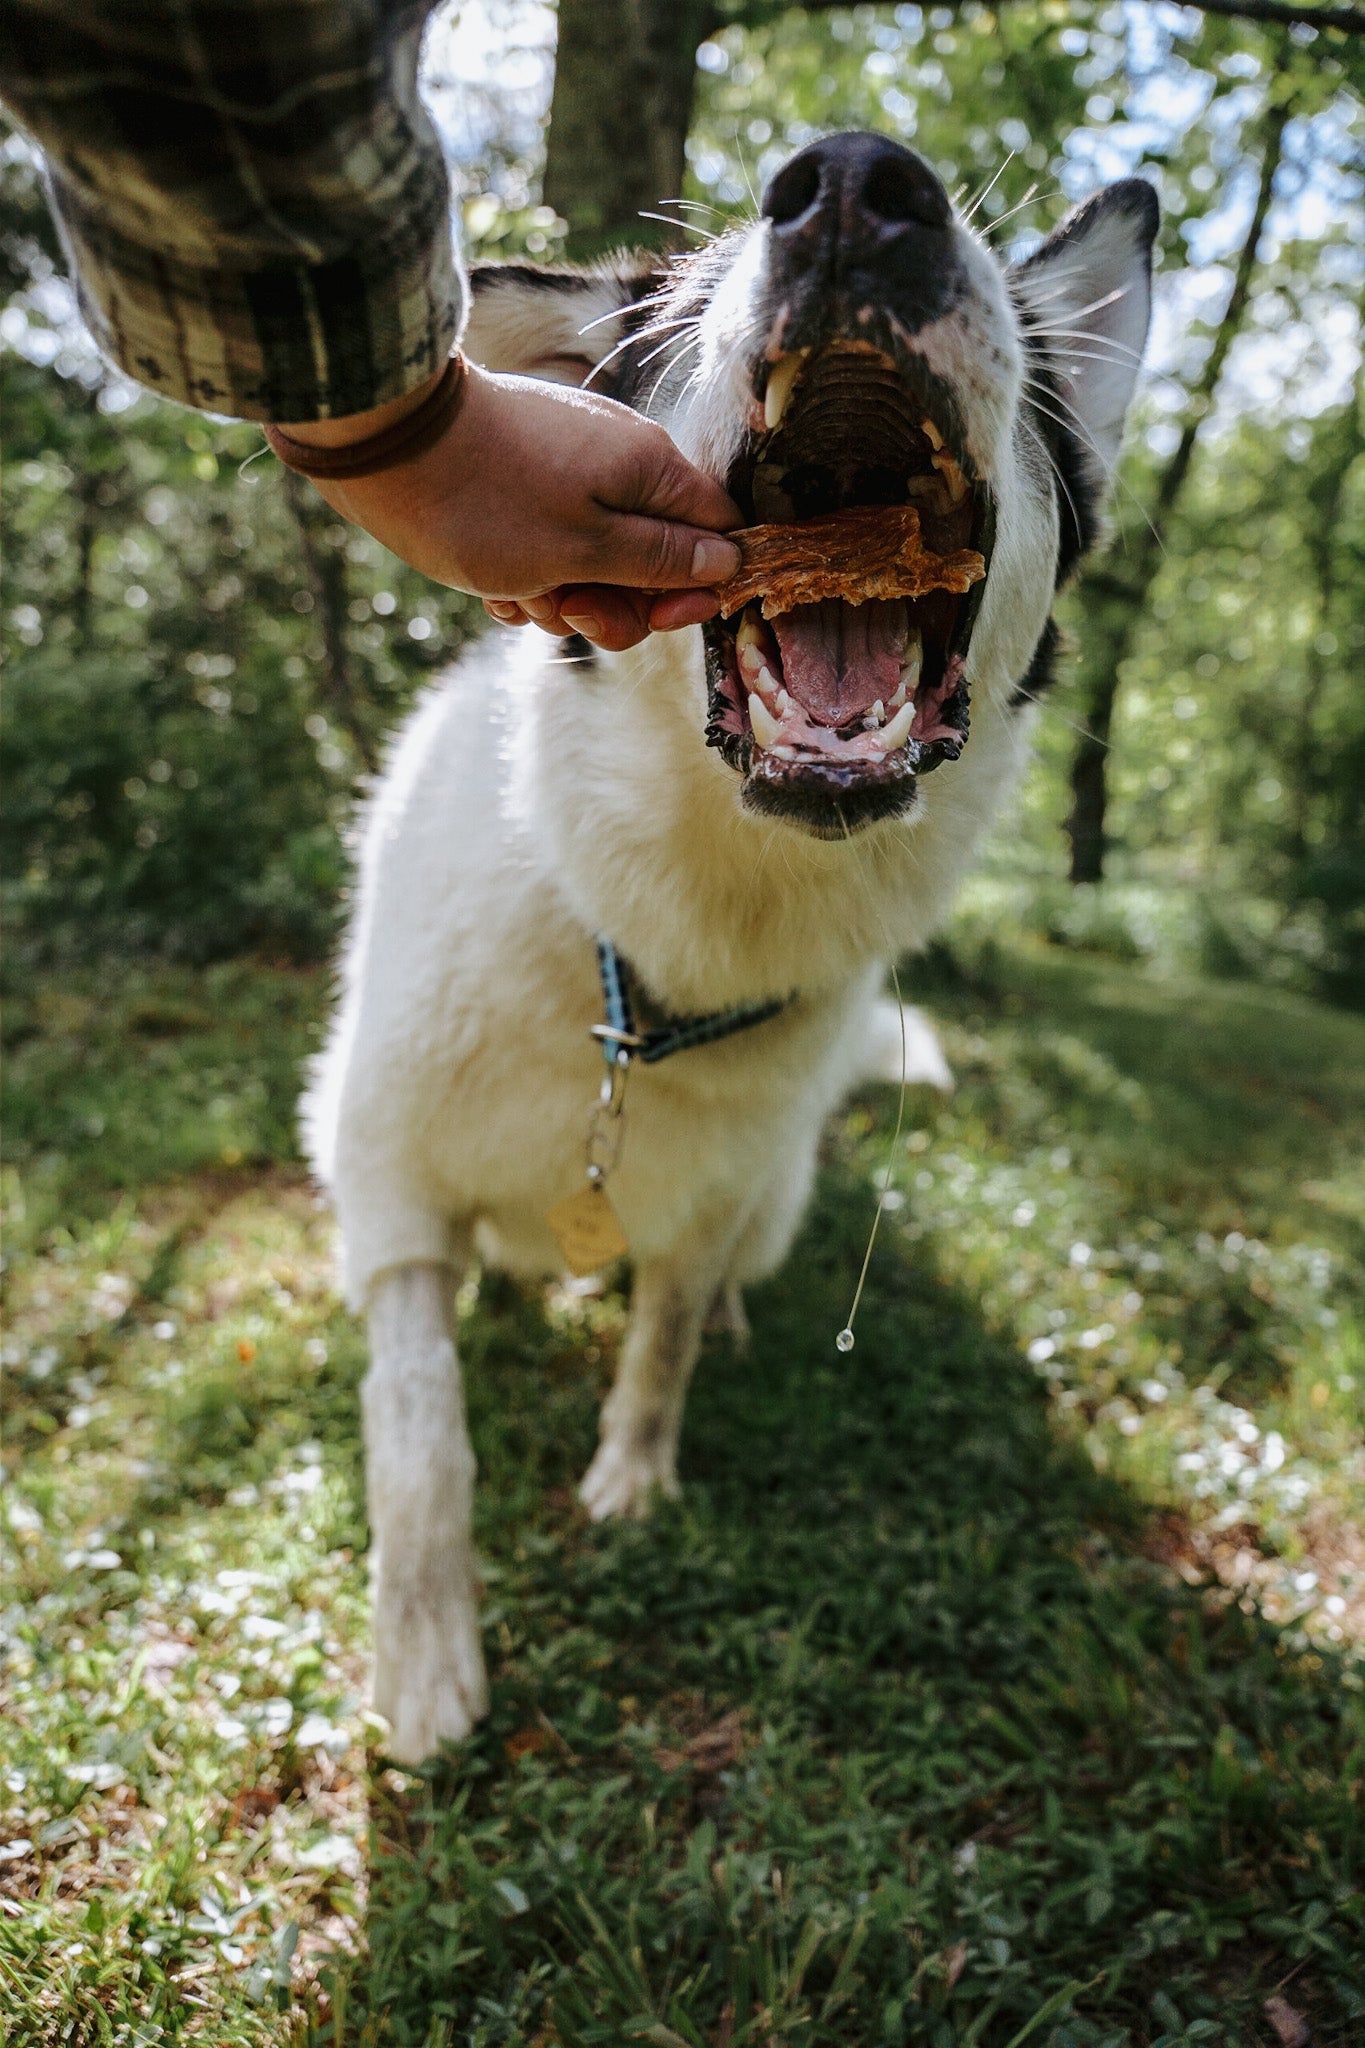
[544,938,795,1279]
[590,934,792,1071]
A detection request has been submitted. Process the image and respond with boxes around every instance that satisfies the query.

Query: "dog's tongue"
[769,599,907,727]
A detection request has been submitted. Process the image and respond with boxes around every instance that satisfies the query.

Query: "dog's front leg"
[364,1259,487,1763]
[579,1242,732,1522]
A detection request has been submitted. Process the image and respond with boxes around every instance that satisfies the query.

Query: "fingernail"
[561,612,601,641]
[486,601,519,621]
[691,536,742,583]
[523,596,556,624]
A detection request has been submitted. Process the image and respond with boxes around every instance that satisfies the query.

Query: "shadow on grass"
[317,1161,1365,2048]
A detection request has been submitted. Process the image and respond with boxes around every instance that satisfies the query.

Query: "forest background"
[3,0,1364,1000]
[5,5,1365,2044]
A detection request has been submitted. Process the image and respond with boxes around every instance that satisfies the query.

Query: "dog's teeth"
[737,612,765,681]
[777,688,793,716]
[877,701,916,752]
[748,692,783,750]
[897,632,923,707]
[922,416,944,451]
[933,449,969,502]
[756,662,782,704]
[764,353,803,432]
[864,700,886,730]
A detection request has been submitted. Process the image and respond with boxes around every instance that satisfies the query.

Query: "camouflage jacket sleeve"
[0,0,464,420]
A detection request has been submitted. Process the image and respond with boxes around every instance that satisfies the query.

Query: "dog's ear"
[1012,179,1159,484]
[463,261,658,388]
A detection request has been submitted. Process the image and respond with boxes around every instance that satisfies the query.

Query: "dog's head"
[467,132,1157,841]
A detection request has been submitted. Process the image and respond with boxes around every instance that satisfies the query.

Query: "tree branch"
[749,0,1365,35]
[1157,0,1365,35]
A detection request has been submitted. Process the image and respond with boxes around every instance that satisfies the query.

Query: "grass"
[2,936,1363,2046]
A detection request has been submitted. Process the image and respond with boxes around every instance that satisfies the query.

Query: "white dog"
[303,133,1157,1763]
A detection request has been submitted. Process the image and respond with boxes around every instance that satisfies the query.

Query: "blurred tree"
[543,0,714,251]
[1066,80,1291,884]
[542,0,1365,253]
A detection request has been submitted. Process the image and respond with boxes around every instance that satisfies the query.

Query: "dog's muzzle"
[703,136,993,840]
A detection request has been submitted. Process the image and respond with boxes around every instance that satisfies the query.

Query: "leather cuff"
[263,353,468,480]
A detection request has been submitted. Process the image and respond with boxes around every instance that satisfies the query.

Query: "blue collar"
[590,935,792,1072]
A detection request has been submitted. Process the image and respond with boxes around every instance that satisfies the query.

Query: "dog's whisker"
[1021,385,1165,555]
[960,152,1015,227]
[1018,412,1086,556]
[1023,324,1144,362]
[582,315,701,393]
[643,334,704,417]
[638,211,721,243]
[982,184,1062,238]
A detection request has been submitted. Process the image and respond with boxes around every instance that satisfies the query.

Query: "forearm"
[0,0,462,419]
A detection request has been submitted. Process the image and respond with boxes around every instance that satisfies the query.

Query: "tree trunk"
[1288,284,1365,860]
[283,474,378,776]
[1065,94,1290,884]
[542,0,716,255]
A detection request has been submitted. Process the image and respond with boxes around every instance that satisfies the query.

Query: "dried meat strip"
[716,503,985,620]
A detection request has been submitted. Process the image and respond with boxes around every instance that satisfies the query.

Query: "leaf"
[999,1974,1102,2048]
[494,1877,530,1916]
[1263,1994,1311,2048]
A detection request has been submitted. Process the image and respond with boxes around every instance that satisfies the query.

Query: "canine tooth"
[900,632,922,684]
[736,612,765,680]
[933,449,969,502]
[764,352,803,431]
[922,416,944,450]
[877,701,916,752]
[748,692,782,750]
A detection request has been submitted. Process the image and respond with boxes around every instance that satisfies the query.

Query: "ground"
[2,933,1363,2046]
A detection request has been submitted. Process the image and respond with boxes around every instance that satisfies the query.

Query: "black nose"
[763,132,951,235]
[759,132,960,345]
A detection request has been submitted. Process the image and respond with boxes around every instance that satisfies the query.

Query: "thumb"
[591,512,741,591]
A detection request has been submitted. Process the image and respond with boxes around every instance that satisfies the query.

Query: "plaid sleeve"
[0,0,464,420]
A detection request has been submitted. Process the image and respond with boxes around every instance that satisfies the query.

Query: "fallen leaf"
[655,1710,747,1776]
[504,1727,549,1762]
[1264,1994,1310,2048]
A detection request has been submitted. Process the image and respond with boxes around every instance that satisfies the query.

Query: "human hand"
[274,362,741,650]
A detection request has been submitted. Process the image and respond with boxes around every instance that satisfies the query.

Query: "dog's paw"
[372,1597,489,1765]
[578,1432,681,1521]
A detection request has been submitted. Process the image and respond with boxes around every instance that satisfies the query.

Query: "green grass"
[2,939,1363,2045]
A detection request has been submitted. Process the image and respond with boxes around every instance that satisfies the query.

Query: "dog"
[302,132,1157,1764]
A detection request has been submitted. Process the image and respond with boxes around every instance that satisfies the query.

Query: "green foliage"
[1,312,482,966]
[3,946,1364,2042]
[5,8,1364,994]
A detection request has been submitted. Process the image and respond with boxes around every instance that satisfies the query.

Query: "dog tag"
[546,1185,629,1276]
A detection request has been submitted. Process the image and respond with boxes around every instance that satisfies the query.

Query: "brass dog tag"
[546,1185,629,1276]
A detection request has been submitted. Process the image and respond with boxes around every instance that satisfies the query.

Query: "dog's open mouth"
[704,341,995,836]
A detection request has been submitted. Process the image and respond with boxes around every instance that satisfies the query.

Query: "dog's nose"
[760,132,960,341]
[764,132,950,235]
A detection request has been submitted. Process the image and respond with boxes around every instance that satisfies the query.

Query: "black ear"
[464,261,657,387]
[1012,180,1159,487]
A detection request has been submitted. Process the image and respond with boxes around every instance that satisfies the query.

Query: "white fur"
[302,178,1151,1763]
